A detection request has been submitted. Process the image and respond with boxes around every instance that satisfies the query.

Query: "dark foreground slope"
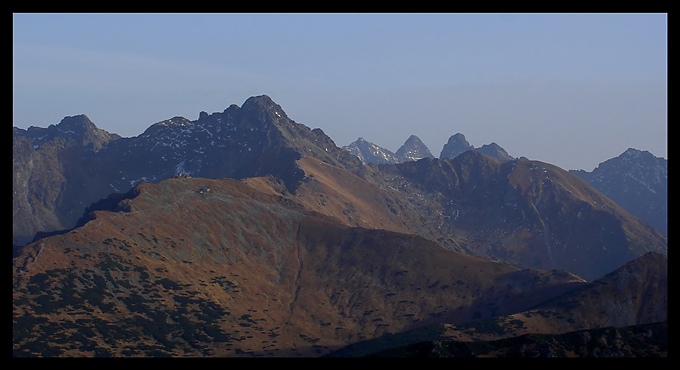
[326,251,667,357]
[13,176,586,357]
[366,322,667,358]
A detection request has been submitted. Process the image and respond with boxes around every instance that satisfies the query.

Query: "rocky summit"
[13,94,667,357]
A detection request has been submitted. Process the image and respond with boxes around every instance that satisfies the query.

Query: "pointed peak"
[396,135,434,162]
[440,133,473,160]
[400,135,428,149]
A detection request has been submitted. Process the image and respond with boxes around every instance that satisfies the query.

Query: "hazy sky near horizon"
[13,13,666,171]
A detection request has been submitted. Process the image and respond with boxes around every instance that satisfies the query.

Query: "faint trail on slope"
[391,244,402,267]
[528,199,555,268]
[289,225,304,317]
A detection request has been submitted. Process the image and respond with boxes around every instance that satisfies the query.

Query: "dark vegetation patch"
[13,263,235,357]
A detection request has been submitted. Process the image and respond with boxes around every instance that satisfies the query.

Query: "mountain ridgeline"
[13,95,667,357]
[13,96,363,246]
[570,148,667,237]
[344,132,513,166]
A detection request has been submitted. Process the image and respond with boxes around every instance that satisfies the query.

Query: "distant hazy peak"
[440,133,473,160]
[343,137,399,165]
[619,147,662,161]
[449,133,468,142]
[402,134,424,145]
[396,135,434,162]
[475,142,513,162]
[13,114,120,151]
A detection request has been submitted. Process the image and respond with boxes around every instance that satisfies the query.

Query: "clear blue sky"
[13,13,667,171]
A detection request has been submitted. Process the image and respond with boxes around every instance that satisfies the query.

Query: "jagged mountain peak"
[396,135,434,162]
[127,95,362,183]
[440,133,474,160]
[402,134,425,145]
[446,133,470,147]
[343,137,400,165]
[439,134,513,162]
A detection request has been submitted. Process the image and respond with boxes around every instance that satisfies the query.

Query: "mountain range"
[343,132,513,166]
[13,96,363,246]
[13,95,667,357]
